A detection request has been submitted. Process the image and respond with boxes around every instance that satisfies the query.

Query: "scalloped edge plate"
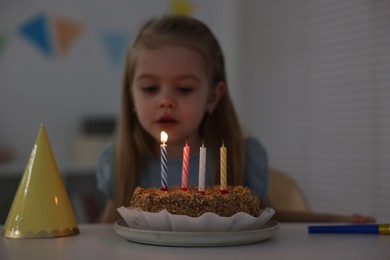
[114,219,279,247]
[117,207,275,232]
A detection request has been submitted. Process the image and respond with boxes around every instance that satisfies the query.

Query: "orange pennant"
[53,16,83,57]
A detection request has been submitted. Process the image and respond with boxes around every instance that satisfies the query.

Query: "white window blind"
[239,0,390,221]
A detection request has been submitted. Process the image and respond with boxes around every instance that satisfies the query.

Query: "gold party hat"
[3,124,79,238]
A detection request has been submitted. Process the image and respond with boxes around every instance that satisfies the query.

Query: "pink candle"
[181,141,190,191]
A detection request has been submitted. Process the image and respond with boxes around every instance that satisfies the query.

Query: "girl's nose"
[159,95,176,109]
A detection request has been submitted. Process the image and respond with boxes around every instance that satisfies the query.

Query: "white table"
[1,223,389,260]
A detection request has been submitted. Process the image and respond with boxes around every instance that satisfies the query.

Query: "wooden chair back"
[266,168,311,212]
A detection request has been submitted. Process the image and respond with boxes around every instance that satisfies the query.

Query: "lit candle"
[198,140,206,193]
[160,131,168,191]
[220,141,228,194]
[181,140,190,191]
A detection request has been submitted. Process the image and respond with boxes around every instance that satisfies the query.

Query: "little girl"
[96,15,375,224]
[96,14,268,222]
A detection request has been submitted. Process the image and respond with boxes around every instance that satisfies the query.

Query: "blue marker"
[308,224,390,234]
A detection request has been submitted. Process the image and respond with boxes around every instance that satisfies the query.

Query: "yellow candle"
[220,141,228,193]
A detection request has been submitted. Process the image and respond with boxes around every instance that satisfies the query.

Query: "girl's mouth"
[159,117,177,123]
[158,116,178,127]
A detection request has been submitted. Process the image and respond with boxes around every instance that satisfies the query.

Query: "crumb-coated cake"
[130,186,261,217]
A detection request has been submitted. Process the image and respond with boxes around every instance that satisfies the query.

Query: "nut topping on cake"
[130,186,261,217]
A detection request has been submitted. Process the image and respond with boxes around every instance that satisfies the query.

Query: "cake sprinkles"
[130,185,261,217]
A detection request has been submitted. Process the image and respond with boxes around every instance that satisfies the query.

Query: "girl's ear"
[206,81,226,114]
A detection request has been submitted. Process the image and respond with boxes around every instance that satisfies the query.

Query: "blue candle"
[160,131,168,191]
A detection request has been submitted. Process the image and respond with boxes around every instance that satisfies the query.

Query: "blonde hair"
[113,15,244,213]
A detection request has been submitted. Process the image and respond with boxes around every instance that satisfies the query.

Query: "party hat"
[3,124,79,238]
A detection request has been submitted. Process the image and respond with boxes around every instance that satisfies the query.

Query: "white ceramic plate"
[114,219,279,247]
[117,207,275,232]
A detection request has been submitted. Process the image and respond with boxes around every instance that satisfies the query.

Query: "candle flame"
[161,131,168,144]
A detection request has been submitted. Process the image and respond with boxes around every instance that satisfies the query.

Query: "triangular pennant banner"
[53,16,83,57]
[19,13,53,57]
[0,33,8,58]
[170,0,193,15]
[102,31,130,67]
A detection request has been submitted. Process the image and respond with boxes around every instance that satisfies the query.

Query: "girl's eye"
[178,87,193,94]
[142,85,158,93]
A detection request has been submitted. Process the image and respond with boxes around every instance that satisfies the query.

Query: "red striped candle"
[181,141,190,190]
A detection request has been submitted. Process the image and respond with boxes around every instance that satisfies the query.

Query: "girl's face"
[131,45,223,157]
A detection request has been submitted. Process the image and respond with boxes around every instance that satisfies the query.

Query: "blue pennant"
[102,31,130,67]
[19,13,53,57]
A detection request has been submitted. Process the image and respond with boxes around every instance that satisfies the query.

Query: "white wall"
[0,0,226,166]
[239,0,390,222]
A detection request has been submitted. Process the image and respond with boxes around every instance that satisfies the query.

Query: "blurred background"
[1,0,389,223]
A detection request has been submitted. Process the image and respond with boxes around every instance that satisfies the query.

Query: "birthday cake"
[130,185,261,217]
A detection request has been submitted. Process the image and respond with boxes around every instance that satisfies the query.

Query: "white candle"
[198,141,206,193]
